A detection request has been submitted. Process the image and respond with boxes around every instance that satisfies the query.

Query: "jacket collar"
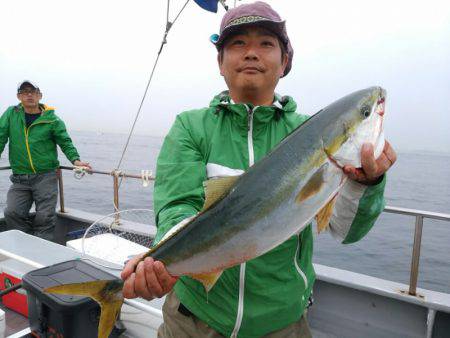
[15,103,55,115]
[210,91,297,125]
[14,103,56,126]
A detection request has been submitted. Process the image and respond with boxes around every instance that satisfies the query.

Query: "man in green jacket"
[0,80,91,241]
[121,2,397,337]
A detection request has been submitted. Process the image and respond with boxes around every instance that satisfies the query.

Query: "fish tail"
[44,280,110,298]
[45,280,124,338]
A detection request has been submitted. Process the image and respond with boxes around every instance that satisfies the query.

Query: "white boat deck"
[1,208,450,337]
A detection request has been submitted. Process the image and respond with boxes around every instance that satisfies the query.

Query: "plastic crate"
[22,259,121,338]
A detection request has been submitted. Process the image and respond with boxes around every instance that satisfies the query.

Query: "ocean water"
[1,131,449,294]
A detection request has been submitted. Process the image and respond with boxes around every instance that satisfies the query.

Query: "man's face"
[218,26,288,97]
[17,86,42,109]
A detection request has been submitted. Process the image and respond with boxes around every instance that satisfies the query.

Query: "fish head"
[323,86,386,168]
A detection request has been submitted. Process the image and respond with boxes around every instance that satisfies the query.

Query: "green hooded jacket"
[153,92,386,338]
[0,104,80,174]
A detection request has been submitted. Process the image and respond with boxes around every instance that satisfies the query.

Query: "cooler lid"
[22,259,118,311]
[0,258,35,277]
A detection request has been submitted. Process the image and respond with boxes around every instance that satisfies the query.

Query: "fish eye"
[361,105,371,118]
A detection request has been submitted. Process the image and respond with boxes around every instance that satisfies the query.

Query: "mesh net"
[78,209,155,270]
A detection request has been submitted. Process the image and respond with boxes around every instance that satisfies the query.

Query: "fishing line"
[115,0,191,174]
[111,0,191,212]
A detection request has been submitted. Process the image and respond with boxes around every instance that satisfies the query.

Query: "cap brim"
[17,80,39,92]
[213,20,288,49]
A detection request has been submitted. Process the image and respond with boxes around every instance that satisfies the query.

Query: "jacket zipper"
[230,262,246,338]
[24,127,36,173]
[294,233,309,290]
[246,107,255,166]
[230,105,256,338]
[23,121,53,174]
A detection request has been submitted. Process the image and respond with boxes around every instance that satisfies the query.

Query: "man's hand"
[73,160,92,170]
[343,140,397,185]
[121,254,178,300]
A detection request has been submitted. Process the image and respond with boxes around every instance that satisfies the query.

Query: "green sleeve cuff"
[342,174,387,244]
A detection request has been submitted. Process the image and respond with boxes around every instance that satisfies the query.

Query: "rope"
[166,0,170,25]
[141,170,152,187]
[172,0,190,24]
[115,0,191,171]
[73,166,87,179]
[112,169,123,212]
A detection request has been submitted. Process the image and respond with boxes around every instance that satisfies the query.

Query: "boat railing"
[0,165,155,214]
[383,206,450,296]
[1,165,449,298]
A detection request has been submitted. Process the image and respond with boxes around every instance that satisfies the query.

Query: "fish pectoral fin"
[202,176,239,211]
[190,271,223,292]
[44,280,111,298]
[315,195,338,233]
[97,299,124,338]
[295,163,328,204]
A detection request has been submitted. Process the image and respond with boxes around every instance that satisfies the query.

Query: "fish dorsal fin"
[190,270,223,292]
[315,194,338,233]
[202,176,239,211]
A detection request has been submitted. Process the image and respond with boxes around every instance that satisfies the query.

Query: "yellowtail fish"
[45,86,386,338]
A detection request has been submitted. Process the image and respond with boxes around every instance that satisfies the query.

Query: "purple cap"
[211,1,293,77]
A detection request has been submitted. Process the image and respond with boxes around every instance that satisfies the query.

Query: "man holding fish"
[122,2,397,337]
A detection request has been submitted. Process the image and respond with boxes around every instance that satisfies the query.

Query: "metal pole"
[409,215,424,295]
[113,172,120,223]
[58,166,154,180]
[56,169,65,213]
[426,308,436,338]
[123,299,163,318]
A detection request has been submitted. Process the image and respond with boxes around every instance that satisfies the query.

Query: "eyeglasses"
[19,89,39,95]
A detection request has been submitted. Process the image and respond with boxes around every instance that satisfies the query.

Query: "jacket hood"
[15,103,57,119]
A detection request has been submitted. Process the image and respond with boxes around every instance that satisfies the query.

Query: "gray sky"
[1,0,449,153]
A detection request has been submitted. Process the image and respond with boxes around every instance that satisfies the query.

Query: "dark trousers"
[4,171,58,241]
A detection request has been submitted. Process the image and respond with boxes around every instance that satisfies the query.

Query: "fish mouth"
[376,88,386,117]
